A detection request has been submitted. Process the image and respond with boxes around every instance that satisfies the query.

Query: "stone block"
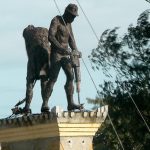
[0,105,108,150]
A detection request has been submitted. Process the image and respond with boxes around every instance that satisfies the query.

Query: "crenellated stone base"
[0,105,108,150]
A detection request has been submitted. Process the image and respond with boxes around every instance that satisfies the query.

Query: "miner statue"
[41,3,83,112]
[12,4,83,115]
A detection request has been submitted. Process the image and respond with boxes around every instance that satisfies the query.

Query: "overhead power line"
[74,0,150,134]
[124,84,150,133]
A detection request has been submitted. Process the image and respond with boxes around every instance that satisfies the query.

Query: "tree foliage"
[89,9,150,150]
[145,0,150,4]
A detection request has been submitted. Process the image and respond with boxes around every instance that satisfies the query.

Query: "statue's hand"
[71,50,82,58]
[64,48,71,55]
[56,48,70,55]
[78,51,82,58]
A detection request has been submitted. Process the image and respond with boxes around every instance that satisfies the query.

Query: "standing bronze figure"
[23,25,51,113]
[41,4,83,112]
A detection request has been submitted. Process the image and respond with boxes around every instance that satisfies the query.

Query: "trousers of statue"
[41,54,78,111]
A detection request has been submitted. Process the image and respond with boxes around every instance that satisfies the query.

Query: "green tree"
[89,9,150,150]
[146,0,150,4]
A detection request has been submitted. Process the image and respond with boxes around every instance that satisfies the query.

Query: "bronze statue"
[22,25,51,113]
[41,4,83,112]
[16,4,82,114]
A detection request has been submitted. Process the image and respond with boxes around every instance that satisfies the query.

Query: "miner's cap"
[65,4,79,16]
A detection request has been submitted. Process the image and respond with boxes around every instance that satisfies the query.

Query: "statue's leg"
[41,60,61,112]
[40,78,54,112]
[62,58,83,111]
[23,78,35,113]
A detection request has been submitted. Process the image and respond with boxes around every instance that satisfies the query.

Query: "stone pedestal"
[0,105,108,150]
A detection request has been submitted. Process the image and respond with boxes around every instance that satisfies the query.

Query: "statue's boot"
[23,81,34,114]
[65,85,83,111]
[66,94,84,111]
[41,94,51,113]
[23,102,32,114]
[41,80,54,113]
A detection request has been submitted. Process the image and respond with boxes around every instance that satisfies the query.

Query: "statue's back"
[23,25,50,57]
[23,25,51,80]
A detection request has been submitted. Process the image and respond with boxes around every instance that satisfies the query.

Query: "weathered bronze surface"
[22,25,51,113]
[41,4,83,112]
[22,4,82,113]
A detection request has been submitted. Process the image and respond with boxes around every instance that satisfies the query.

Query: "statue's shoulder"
[23,25,48,40]
[23,25,50,53]
[51,15,62,24]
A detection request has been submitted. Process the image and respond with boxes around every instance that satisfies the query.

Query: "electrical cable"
[82,54,125,150]
[74,0,125,149]
[75,0,100,42]
[75,0,150,134]
[124,84,150,133]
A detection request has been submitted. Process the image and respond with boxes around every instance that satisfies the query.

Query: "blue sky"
[0,0,149,118]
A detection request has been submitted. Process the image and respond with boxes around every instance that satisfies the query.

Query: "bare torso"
[56,21,70,49]
[48,16,77,52]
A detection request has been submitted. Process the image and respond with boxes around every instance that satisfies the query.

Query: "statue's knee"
[67,74,74,82]
[49,75,57,84]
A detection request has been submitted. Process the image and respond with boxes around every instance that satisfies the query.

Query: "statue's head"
[65,4,79,16]
[64,4,78,23]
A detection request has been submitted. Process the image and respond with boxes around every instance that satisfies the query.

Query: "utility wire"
[53,0,74,42]
[81,58,100,95]
[75,0,102,45]
[82,57,124,150]
[74,0,125,149]
[75,0,150,134]
[124,84,150,133]
[52,0,125,149]
[75,0,99,42]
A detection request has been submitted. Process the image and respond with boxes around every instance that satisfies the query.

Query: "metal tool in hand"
[70,49,82,105]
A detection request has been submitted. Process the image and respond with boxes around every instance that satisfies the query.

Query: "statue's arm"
[48,17,66,51]
[68,25,78,51]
